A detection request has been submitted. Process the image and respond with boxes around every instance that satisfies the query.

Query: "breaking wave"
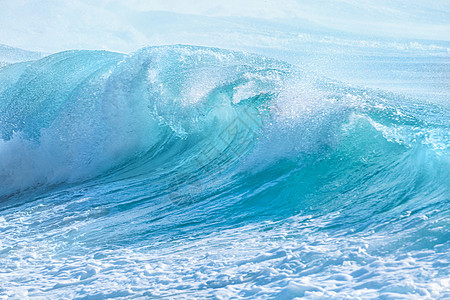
[0,45,449,298]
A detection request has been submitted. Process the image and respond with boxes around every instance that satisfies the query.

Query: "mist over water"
[0,1,449,299]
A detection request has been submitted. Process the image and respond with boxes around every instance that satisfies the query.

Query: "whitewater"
[1,1,449,299]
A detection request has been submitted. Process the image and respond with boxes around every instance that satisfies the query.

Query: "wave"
[1,45,449,298]
[0,45,448,206]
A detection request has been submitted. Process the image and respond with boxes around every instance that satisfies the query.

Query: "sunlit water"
[0,2,449,298]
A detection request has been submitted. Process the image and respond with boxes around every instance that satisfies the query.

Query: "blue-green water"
[0,45,449,298]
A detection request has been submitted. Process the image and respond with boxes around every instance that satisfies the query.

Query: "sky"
[0,0,449,53]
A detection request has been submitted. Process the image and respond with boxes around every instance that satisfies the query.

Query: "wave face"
[0,45,449,298]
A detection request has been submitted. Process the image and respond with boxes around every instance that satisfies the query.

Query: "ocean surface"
[0,44,448,299]
[0,2,449,298]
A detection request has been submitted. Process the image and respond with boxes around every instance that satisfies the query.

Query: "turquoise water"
[0,45,449,298]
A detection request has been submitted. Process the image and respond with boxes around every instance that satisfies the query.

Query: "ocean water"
[0,44,448,299]
[1,1,450,298]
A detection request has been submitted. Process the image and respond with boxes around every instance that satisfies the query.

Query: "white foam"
[0,204,448,299]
